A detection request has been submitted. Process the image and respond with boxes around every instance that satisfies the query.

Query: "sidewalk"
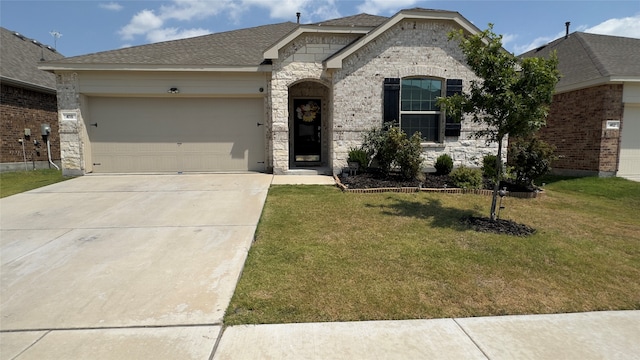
[271,174,336,185]
[213,311,640,359]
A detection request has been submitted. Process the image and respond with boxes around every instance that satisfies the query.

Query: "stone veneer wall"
[269,34,360,174]
[331,19,503,174]
[55,72,87,176]
[536,84,623,176]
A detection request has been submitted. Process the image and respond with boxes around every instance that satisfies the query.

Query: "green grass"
[225,177,640,325]
[0,169,71,198]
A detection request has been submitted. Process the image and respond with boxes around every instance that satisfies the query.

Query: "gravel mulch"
[462,216,537,237]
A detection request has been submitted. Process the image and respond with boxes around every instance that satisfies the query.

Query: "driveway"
[0,174,272,359]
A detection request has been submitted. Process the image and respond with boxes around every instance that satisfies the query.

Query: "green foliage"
[450,166,484,189]
[396,132,424,180]
[436,24,560,219]
[434,154,454,175]
[348,147,369,170]
[482,154,498,180]
[362,123,423,179]
[508,136,557,186]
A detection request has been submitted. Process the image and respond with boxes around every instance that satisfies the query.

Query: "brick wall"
[537,84,623,175]
[0,83,60,165]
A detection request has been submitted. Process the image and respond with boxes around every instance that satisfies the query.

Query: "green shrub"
[434,154,453,175]
[362,123,423,179]
[450,166,483,189]
[482,154,498,179]
[507,136,556,186]
[348,147,369,170]
[396,132,424,180]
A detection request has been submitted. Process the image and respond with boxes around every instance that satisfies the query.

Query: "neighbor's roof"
[521,32,640,92]
[0,27,64,92]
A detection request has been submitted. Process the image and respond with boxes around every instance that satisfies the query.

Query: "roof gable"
[324,8,482,69]
[0,27,64,91]
[521,32,640,91]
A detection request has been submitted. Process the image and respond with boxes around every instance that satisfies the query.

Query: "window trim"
[400,77,444,143]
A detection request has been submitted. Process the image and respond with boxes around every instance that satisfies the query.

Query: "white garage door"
[618,105,640,181]
[87,97,265,173]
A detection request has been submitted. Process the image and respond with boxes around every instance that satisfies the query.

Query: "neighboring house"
[521,32,640,181]
[40,8,501,176]
[1,27,64,172]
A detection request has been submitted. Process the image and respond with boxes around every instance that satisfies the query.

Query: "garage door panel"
[87,97,264,173]
[619,105,639,181]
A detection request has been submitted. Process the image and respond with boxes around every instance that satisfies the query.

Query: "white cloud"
[356,0,419,15]
[118,0,341,44]
[99,2,123,11]
[585,14,640,38]
[119,9,163,41]
[512,30,564,54]
[501,33,517,47]
[146,27,211,43]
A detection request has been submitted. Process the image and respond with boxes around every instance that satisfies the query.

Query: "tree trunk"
[490,136,504,221]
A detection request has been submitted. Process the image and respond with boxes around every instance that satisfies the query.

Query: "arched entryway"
[288,80,330,169]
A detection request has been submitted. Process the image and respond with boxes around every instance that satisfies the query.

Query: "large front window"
[400,78,442,142]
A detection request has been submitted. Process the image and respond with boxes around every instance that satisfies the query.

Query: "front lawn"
[0,169,71,198]
[225,177,640,325]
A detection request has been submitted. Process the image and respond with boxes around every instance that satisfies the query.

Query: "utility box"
[24,128,31,137]
[41,124,51,136]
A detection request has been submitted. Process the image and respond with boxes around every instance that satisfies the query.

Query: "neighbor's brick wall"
[0,83,60,165]
[538,84,623,175]
[332,19,501,172]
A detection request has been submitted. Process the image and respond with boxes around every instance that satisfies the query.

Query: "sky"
[1,0,639,58]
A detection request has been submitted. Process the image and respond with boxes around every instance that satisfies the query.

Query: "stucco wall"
[537,84,623,176]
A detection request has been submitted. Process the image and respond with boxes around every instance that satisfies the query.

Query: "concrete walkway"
[2,174,638,359]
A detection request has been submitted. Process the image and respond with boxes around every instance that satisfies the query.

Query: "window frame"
[399,77,444,143]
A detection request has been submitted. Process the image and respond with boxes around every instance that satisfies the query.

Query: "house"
[1,27,64,172]
[521,32,640,181]
[40,8,502,176]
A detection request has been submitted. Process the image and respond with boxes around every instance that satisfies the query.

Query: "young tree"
[438,25,560,220]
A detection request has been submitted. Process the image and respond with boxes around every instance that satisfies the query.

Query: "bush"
[507,136,556,186]
[450,166,483,189]
[482,154,498,180]
[348,147,369,170]
[362,123,423,179]
[396,132,423,180]
[434,154,453,175]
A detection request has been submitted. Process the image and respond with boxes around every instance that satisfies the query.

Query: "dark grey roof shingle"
[47,22,299,67]
[521,32,640,89]
[312,13,387,27]
[1,27,64,90]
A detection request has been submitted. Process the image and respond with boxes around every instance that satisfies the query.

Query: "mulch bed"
[339,171,538,236]
[462,216,536,237]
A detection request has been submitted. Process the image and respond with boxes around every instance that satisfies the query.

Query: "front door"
[293,99,321,163]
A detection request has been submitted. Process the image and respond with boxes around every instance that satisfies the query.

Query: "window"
[384,77,463,141]
[400,78,442,141]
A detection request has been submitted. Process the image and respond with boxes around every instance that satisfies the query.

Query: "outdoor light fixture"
[167,87,180,94]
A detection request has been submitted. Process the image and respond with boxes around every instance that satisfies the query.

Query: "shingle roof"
[312,13,388,27]
[521,32,640,90]
[1,27,64,90]
[46,22,299,67]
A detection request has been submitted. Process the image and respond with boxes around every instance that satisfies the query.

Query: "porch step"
[285,168,332,176]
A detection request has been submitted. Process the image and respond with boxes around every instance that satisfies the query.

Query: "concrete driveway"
[0,174,272,359]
